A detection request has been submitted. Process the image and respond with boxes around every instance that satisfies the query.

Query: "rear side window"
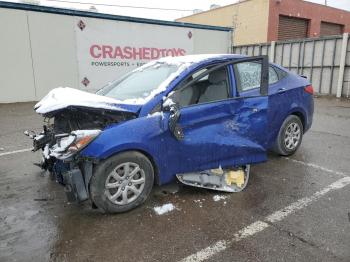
[272,66,288,80]
[269,66,279,84]
[234,62,286,92]
[235,62,262,92]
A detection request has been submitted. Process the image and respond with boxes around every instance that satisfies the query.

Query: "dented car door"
[164,56,269,174]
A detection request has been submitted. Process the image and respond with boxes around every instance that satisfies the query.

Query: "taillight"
[304,85,314,95]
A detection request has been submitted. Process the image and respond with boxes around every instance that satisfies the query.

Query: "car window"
[235,62,282,92]
[176,67,230,107]
[97,63,178,100]
[235,62,261,92]
[273,66,288,80]
[269,66,279,84]
[192,68,209,80]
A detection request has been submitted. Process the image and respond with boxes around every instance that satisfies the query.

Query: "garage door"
[278,15,309,41]
[320,22,344,36]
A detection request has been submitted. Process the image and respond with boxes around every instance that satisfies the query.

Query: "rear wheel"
[274,115,303,156]
[90,151,154,213]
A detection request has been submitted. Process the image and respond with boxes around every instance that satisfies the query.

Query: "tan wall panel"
[233,0,269,45]
[27,11,79,100]
[0,9,36,103]
[177,0,269,45]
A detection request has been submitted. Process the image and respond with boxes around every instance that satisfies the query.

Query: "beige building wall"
[176,0,270,46]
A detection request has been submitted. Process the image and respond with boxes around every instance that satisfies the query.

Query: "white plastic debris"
[213,195,228,202]
[153,203,175,215]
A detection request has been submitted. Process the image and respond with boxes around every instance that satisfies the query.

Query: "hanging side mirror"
[162,96,184,141]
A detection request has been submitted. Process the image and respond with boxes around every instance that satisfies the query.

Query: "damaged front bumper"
[25,128,101,203]
[63,162,93,202]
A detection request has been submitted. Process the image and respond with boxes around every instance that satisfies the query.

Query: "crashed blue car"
[28,54,314,213]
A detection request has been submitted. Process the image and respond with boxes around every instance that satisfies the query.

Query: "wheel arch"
[92,148,161,186]
[290,110,306,131]
[272,111,305,156]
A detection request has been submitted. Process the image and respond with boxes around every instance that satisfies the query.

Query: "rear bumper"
[304,96,314,133]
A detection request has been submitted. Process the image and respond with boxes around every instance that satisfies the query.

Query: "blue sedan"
[30,54,314,213]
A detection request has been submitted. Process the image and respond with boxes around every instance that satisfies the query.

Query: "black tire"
[273,115,303,156]
[90,151,154,213]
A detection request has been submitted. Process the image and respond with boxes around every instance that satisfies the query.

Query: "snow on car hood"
[34,87,141,114]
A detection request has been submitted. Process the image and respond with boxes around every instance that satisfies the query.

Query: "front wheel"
[274,115,303,156]
[89,151,154,213]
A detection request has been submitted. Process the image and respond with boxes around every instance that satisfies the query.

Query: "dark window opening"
[176,67,230,108]
[320,21,344,36]
[278,15,309,41]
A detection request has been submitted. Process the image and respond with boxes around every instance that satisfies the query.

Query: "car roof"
[155,54,246,67]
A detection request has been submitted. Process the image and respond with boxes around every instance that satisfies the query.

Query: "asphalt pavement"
[0,97,349,262]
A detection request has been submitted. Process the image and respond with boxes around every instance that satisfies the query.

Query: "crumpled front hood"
[34,87,141,115]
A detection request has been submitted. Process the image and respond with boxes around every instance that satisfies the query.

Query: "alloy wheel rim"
[284,122,301,150]
[105,162,145,205]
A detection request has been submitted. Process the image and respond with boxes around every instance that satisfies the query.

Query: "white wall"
[0,7,231,103]
[0,9,36,103]
[27,11,79,99]
[75,16,194,92]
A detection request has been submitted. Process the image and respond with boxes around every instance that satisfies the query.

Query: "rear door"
[163,56,270,174]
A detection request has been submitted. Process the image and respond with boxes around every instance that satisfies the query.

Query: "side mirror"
[162,97,184,140]
[168,104,184,141]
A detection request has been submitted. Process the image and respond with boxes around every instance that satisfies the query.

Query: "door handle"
[278,88,287,93]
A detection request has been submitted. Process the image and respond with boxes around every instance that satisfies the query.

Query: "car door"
[163,56,269,175]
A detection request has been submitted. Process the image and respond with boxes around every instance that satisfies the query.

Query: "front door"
[163,56,269,176]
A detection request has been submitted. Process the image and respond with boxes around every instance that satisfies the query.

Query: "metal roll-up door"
[320,22,344,36]
[278,15,309,41]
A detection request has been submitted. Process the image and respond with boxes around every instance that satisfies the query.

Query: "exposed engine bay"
[29,107,136,149]
[26,107,136,182]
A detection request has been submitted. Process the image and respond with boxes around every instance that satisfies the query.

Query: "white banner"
[75,17,195,92]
